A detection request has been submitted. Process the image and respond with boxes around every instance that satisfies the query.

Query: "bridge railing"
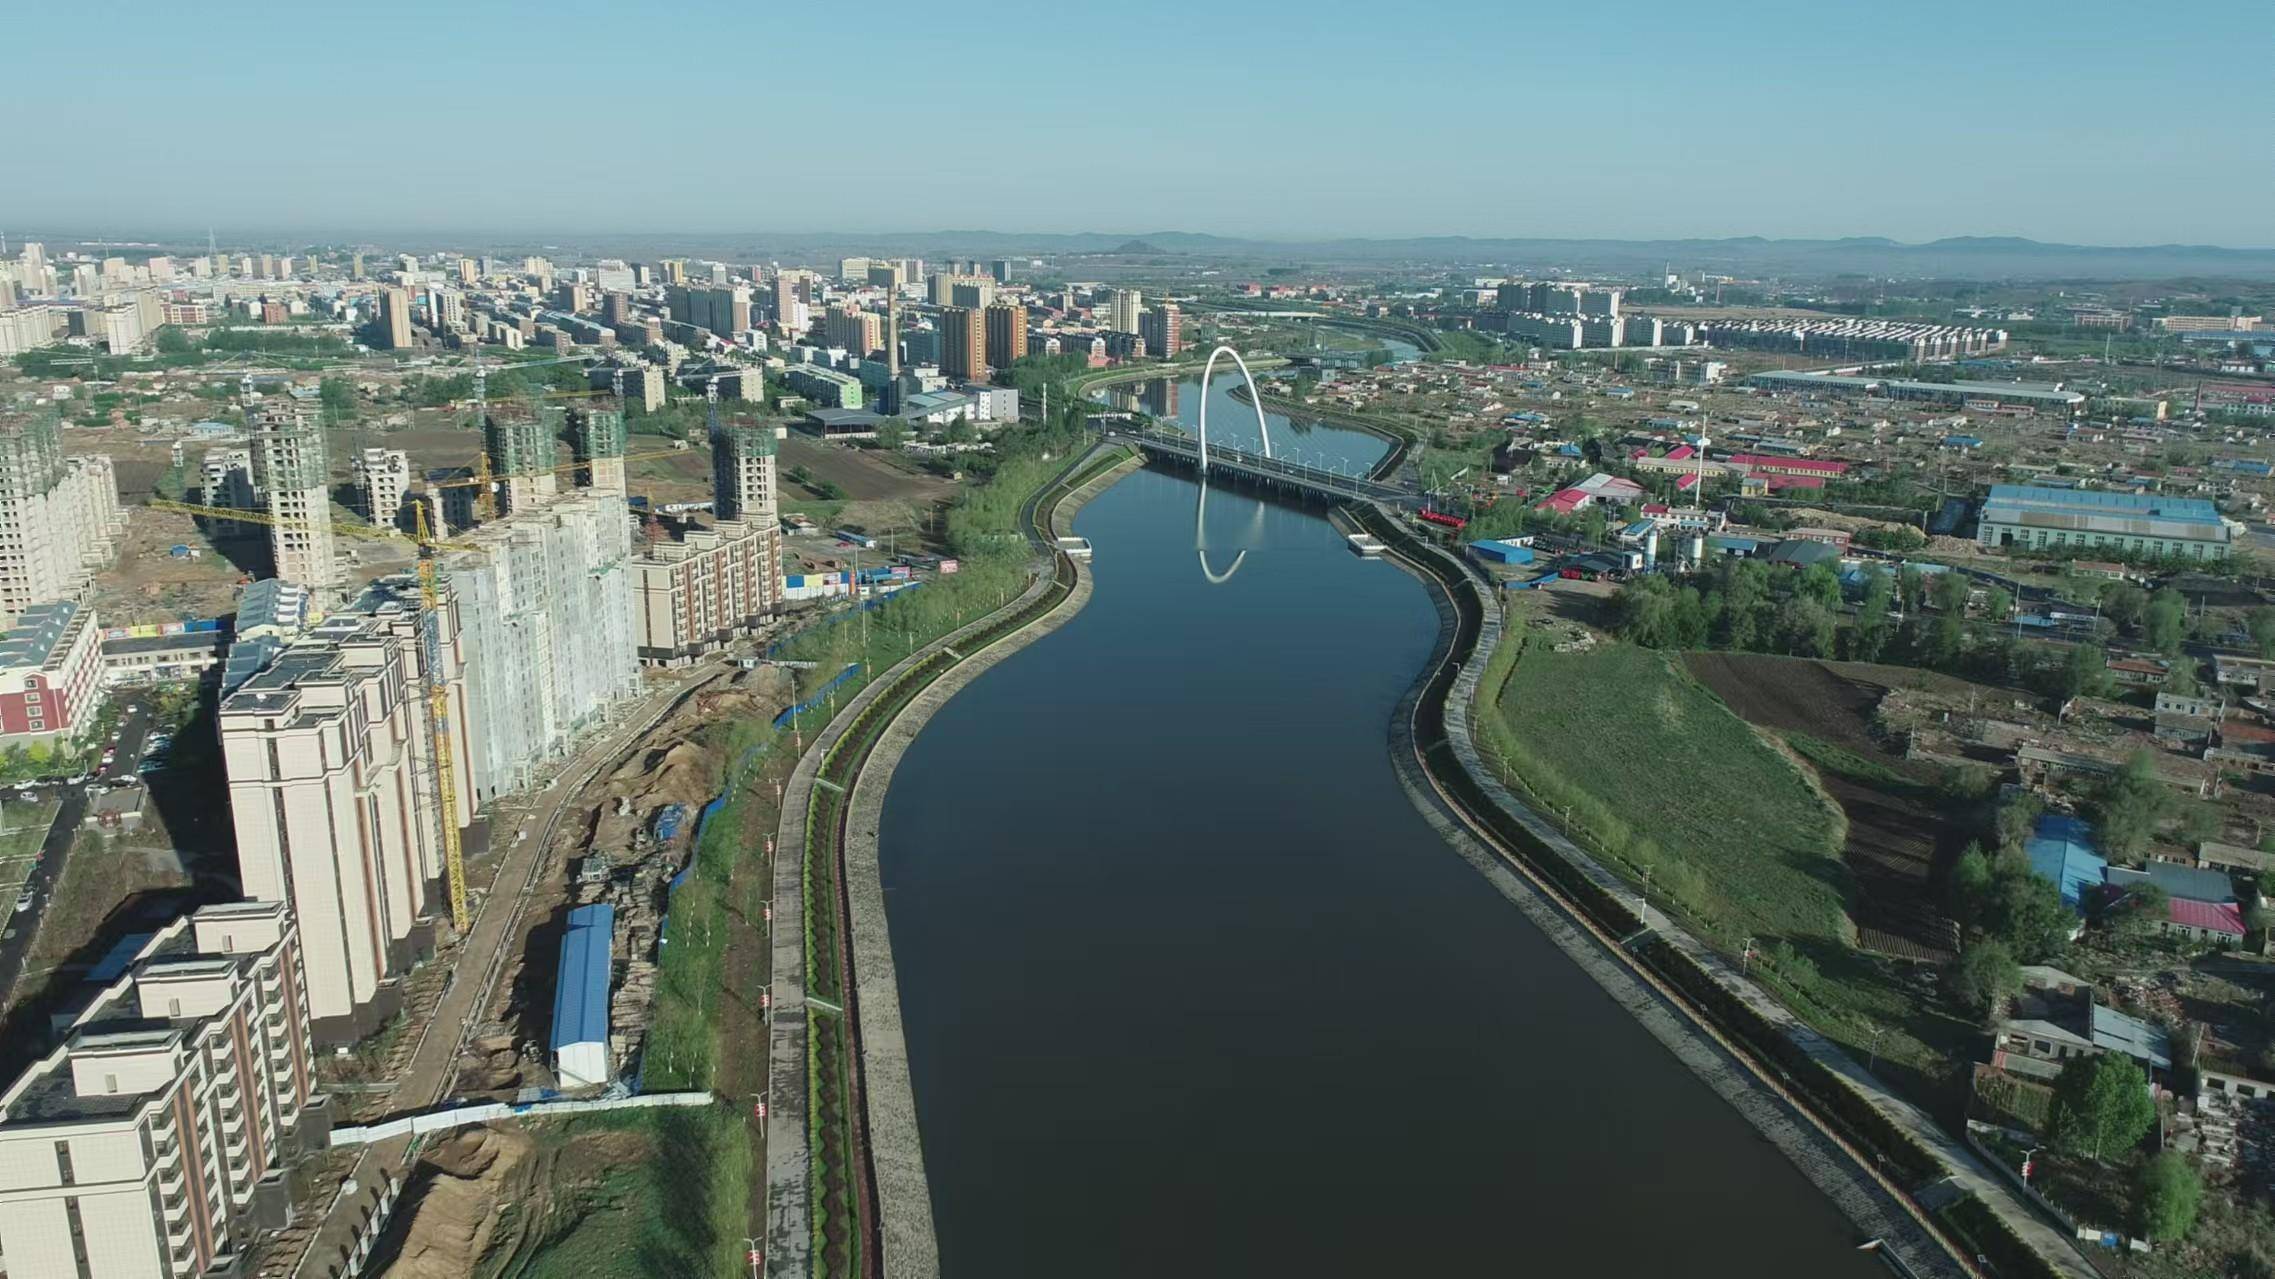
[1112,427,1406,498]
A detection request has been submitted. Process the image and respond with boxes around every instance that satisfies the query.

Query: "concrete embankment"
[1351,503,2091,1279]
[766,446,1138,1279]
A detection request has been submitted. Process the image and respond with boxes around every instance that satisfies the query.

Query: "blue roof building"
[551,903,615,1088]
[2026,814,2108,911]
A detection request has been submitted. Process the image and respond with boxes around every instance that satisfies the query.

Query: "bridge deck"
[1109,427,1416,504]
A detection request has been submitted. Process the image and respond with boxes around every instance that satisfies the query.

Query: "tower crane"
[150,497,483,932]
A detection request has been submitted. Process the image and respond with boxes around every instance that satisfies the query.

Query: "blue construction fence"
[773,663,862,729]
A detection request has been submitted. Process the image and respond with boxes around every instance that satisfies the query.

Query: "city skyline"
[12,0,2272,246]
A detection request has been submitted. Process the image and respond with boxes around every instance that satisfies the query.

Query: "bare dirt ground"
[1685,652,1975,962]
[450,664,791,1101]
[780,434,957,505]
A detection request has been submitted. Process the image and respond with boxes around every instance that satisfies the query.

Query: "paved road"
[0,697,153,1008]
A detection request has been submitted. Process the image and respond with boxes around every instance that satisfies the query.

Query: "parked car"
[13,889,34,914]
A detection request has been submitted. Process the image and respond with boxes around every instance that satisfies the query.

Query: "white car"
[12,889,33,914]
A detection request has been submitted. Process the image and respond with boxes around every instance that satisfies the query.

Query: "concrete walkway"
[1386,526,2098,1279]
[767,447,1134,1279]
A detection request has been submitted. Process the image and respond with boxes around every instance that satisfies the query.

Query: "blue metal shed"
[551,903,615,1087]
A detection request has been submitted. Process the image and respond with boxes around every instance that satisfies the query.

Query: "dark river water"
[874,374,1880,1276]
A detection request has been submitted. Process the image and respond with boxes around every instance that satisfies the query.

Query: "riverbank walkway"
[1378,515,2098,1279]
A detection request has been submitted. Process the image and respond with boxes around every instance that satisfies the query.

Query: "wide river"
[874,371,1880,1276]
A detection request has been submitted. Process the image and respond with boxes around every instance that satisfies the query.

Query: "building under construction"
[482,402,562,515]
[250,403,340,599]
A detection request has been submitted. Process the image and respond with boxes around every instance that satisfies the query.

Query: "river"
[872,373,1881,1276]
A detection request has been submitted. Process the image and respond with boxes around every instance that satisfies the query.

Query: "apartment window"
[104,1073,119,1094]
[169,997,182,1018]
[54,1139,75,1185]
[64,1196,93,1279]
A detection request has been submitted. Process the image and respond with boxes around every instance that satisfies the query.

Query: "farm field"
[1684,653,1975,961]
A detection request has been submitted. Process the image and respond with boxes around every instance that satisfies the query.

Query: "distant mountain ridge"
[29,225,2275,280]
[754,230,2275,279]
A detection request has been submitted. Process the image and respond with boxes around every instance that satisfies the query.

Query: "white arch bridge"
[1101,345,1414,507]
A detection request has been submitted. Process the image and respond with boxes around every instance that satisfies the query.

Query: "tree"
[318,375,357,422]
[1951,939,2022,1016]
[2248,605,2275,659]
[2002,791,2056,851]
[1774,598,1836,658]
[2165,659,2202,698]
[2106,882,2171,941]
[2146,589,2188,655]
[2049,1053,2156,1158]
[2092,752,2171,859]
[873,417,908,449]
[2134,1152,2202,1242]
[2052,643,2108,701]
[1897,565,1927,614]
[2101,582,2149,632]
[1798,562,1842,609]
[1984,586,2015,623]
[1948,842,1996,922]
[1987,869,2074,961]
[1932,570,1972,615]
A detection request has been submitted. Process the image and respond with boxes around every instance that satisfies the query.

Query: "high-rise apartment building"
[666,286,751,339]
[221,597,473,1033]
[0,414,123,624]
[769,278,808,334]
[984,302,1028,370]
[634,417,782,665]
[949,279,995,311]
[1108,288,1144,335]
[250,405,338,597]
[939,307,986,382]
[838,257,872,283]
[865,262,904,290]
[824,305,884,358]
[378,285,413,349]
[1141,301,1184,359]
[354,447,410,528]
[442,493,638,802]
[0,900,320,1279]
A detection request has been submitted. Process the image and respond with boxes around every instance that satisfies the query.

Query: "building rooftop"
[0,600,81,672]
[551,903,613,1053]
[2026,813,2107,911]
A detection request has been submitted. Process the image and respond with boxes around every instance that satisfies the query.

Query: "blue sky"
[12,0,2269,245]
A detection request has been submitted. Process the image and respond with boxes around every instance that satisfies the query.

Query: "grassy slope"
[1490,642,1848,944]
[1482,639,1976,1096]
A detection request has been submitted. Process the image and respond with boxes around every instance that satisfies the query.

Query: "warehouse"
[1748,369,2084,413]
[1976,484,2231,560]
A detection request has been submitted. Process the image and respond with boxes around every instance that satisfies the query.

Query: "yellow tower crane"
[150,497,484,931]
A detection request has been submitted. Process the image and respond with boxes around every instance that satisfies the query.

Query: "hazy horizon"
[12,0,2270,247]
